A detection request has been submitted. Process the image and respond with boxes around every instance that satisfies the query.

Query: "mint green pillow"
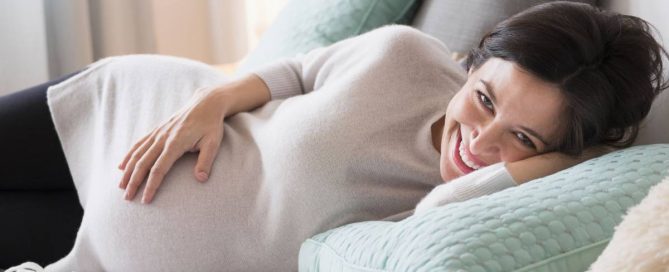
[236,0,421,74]
[299,144,669,271]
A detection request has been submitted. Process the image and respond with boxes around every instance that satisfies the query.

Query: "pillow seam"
[354,0,380,35]
[303,239,389,272]
[391,0,419,23]
[513,238,611,272]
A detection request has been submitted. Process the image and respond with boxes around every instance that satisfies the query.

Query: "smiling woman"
[466,2,667,155]
[1,1,667,271]
[416,1,667,213]
[436,58,566,180]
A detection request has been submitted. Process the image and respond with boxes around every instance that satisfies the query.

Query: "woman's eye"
[476,91,494,112]
[515,132,536,149]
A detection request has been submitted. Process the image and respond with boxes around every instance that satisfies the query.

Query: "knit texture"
[414,162,517,215]
[42,25,466,271]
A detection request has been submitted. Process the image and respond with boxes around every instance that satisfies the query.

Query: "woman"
[3,2,667,271]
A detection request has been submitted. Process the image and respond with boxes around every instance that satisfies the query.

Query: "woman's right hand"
[117,85,232,204]
[117,74,270,204]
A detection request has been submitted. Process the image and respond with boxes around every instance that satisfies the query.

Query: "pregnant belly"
[45,55,300,270]
[70,149,274,271]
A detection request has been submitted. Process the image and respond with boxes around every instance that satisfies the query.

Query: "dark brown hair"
[465,1,668,155]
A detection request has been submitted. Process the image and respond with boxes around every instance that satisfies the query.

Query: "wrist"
[210,74,271,117]
[209,86,237,117]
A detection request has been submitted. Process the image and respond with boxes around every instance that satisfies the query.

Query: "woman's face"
[438,58,566,182]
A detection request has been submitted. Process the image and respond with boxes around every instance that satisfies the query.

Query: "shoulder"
[368,25,432,41]
[348,25,457,73]
[363,25,455,56]
[350,25,464,82]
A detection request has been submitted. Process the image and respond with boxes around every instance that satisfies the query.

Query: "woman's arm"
[415,146,615,214]
[506,145,615,185]
[213,73,271,116]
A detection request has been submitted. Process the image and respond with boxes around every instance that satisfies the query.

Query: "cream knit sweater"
[43,25,466,271]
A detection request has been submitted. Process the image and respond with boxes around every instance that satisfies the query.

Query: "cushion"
[299,144,669,271]
[235,0,421,75]
[588,175,669,271]
[412,0,596,55]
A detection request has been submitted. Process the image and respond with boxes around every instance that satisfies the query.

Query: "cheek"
[500,147,529,162]
[447,91,478,127]
[439,91,480,182]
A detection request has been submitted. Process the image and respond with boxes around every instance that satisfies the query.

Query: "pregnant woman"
[3,2,667,271]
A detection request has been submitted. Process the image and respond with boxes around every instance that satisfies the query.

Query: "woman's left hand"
[506,145,616,184]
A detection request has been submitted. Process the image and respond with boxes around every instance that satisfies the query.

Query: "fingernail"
[124,191,130,200]
[141,196,148,204]
[197,172,208,181]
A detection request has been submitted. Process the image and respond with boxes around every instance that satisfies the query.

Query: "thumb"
[194,137,221,182]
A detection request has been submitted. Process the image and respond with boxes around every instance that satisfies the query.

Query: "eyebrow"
[479,79,551,147]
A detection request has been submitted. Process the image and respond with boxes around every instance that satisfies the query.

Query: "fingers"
[118,133,152,170]
[194,133,222,182]
[123,138,166,201]
[118,133,157,189]
[141,143,184,204]
[116,93,228,204]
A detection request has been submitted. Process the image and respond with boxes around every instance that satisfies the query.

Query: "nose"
[469,122,502,156]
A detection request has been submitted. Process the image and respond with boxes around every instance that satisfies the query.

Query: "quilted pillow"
[235,0,421,74]
[299,144,669,271]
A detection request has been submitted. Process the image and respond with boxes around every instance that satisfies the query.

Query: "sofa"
[3,0,668,270]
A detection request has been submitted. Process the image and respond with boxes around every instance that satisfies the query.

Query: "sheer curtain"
[0,0,287,95]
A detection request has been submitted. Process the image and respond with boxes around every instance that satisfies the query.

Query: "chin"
[440,159,460,183]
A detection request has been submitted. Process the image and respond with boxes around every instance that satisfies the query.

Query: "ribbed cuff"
[451,162,517,202]
[415,163,518,215]
[252,60,303,100]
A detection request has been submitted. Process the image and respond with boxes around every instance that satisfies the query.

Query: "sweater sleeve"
[251,57,305,100]
[413,163,518,215]
[250,42,336,100]
[249,25,455,100]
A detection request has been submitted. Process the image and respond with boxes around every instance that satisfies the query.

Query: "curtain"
[0,0,287,95]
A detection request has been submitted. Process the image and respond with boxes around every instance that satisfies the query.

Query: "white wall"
[601,0,669,144]
[44,0,93,80]
[0,0,50,95]
[0,0,92,96]
[601,0,669,47]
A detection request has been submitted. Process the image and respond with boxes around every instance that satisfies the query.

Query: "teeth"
[459,142,481,170]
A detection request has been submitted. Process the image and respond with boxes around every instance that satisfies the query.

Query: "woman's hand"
[506,145,616,184]
[117,86,232,204]
[117,74,270,204]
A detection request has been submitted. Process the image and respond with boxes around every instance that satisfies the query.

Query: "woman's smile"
[453,128,487,173]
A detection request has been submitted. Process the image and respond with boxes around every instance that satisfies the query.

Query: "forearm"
[506,146,615,184]
[211,73,271,116]
[505,153,578,185]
